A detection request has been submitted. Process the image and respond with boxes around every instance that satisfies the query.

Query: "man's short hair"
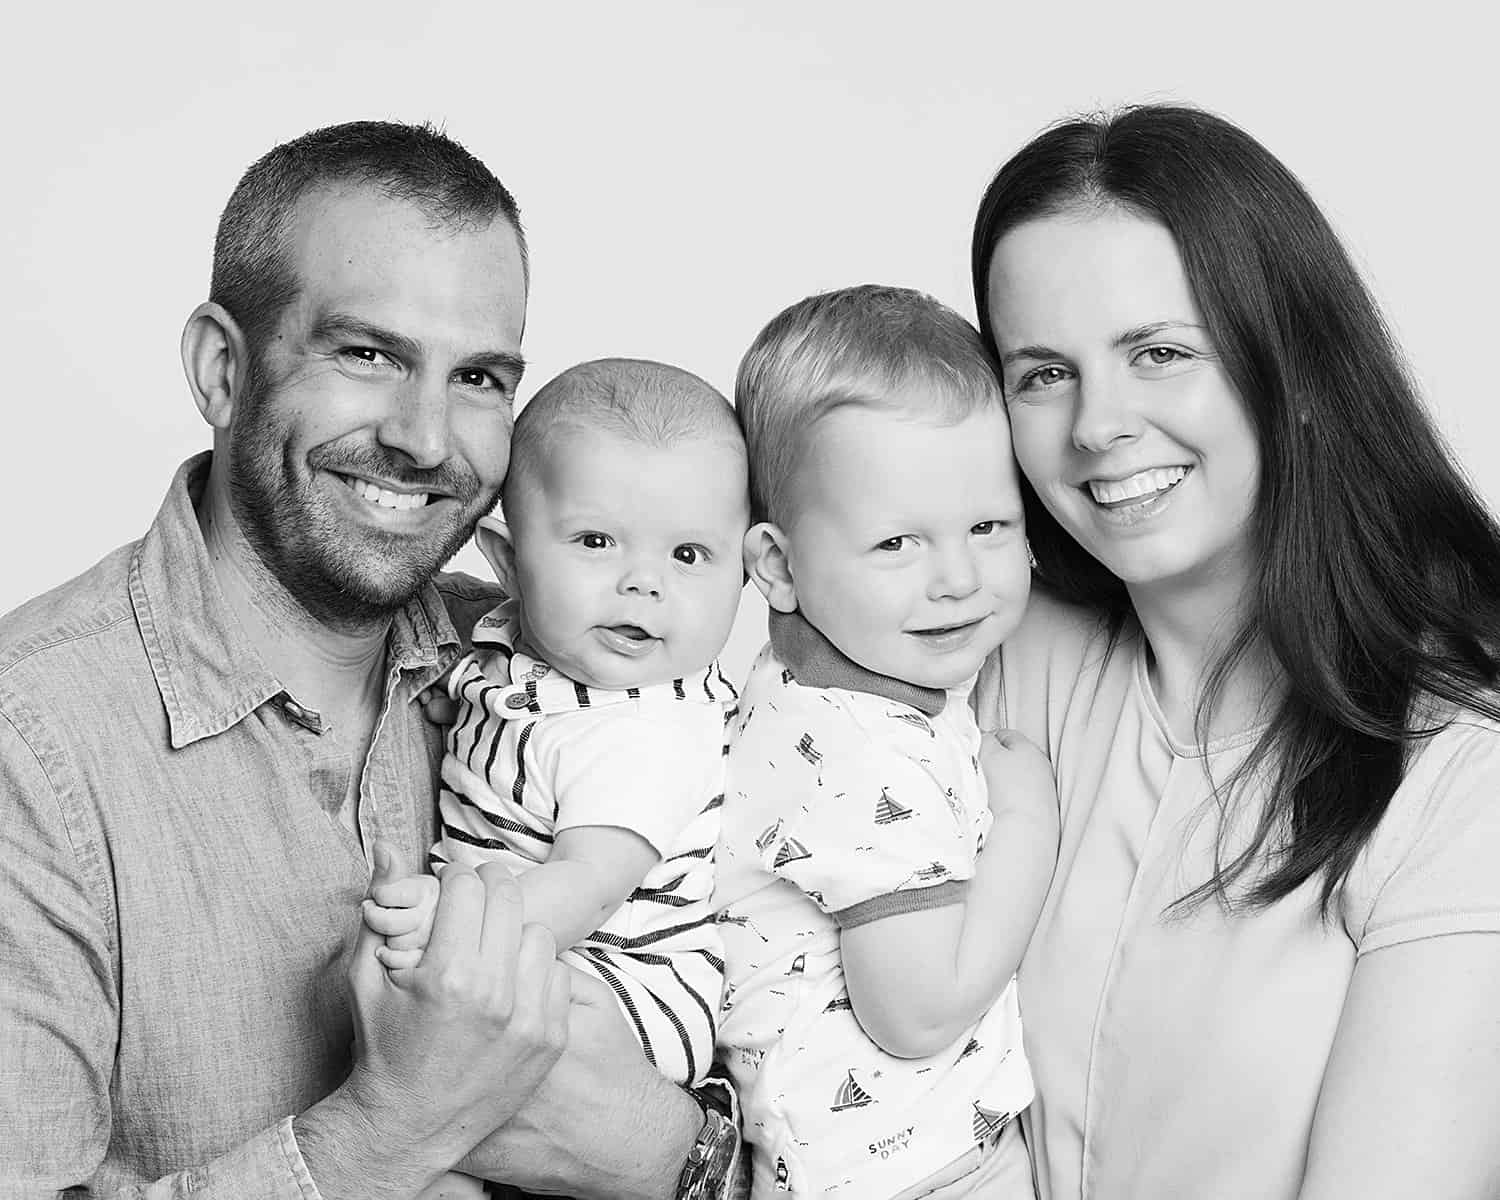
[501,358,742,516]
[210,120,526,357]
[735,284,1005,526]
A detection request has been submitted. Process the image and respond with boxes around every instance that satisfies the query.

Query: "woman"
[970,106,1500,1199]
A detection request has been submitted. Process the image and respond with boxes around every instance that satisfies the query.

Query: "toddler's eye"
[673,544,708,566]
[875,536,910,553]
[578,532,612,551]
[971,521,997,536]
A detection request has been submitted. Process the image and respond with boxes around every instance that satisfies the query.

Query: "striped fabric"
[433,604,737,1085]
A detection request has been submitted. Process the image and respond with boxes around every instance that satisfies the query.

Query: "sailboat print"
[773,837,812,869]
[831,1070,875,1111]
[971,1102,1011,1142]
[786,953,806,975]
[795,733,822,766]
[873,788,913,825]
[889,710,934,737]
[755,818,784,853]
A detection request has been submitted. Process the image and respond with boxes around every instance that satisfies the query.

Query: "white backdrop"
[4,2,1494,681]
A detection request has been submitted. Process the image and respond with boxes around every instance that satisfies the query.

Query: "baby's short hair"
[502,357,742,515]
[735,284,1005,525]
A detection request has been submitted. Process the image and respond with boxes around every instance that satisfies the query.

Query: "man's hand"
[460,967,703,1200]
[307,843,571,1198]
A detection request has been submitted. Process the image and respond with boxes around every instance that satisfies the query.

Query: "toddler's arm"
[363,869,443,970]
[514,826,660,951]
[840,729,1058,1058]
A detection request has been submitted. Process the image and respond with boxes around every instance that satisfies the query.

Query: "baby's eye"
[971,521,997,536]
[874,535,910,553]
[577,532,613,551]
[673,544,709,566]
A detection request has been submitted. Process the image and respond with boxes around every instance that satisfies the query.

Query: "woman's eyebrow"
[1113,320,1206,347]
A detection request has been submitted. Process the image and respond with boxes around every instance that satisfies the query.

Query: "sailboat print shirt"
[435,603,736,1087]
[716,612,1034,1198]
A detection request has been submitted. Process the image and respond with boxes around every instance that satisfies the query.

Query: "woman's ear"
[744,522,798,613]
[181,301,251,431]
[474,514,520,597]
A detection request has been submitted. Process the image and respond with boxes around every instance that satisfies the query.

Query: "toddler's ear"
[744,522,798,613]
[474,514,519,596]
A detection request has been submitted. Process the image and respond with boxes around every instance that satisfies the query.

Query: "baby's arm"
[514,826,661,951]
[840,730,1058,1059]
[363,867,443,970]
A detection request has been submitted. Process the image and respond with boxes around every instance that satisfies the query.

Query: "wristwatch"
[675,1080,742,1200]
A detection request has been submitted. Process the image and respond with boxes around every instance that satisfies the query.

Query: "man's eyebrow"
[463,349,527,387]
[310,313,424,362]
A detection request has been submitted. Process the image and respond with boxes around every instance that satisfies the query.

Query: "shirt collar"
[768,608,947,717]
[130,453,463,749]
[470,602,736,716]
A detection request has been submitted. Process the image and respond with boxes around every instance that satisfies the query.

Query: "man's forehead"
[284,183,526,348]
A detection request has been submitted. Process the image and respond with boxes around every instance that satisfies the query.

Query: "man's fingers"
[476,861,528,969]
[421,866,487,969]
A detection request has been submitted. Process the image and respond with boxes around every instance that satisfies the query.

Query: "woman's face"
[984,207,1260,602]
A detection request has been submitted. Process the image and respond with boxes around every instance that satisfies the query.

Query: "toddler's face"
[504,426,749,690]
[778,402,1029,689]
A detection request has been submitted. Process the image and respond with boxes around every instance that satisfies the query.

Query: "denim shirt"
[0,454,499,1196]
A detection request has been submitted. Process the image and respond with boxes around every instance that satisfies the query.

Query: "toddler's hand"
[361,844,441,971]
[981,729,1058,824]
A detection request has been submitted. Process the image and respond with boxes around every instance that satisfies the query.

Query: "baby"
[716,286,1058,1197]
[366,358,748,1086]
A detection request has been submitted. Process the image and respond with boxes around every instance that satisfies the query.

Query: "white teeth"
[1087,466,1188,505]
[344,477,429,510]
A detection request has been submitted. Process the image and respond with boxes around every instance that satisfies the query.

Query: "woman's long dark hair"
[971,105,1500,915]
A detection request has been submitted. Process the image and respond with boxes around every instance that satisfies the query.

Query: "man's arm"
[840,729,1058,1058]
[0,712,566,1200]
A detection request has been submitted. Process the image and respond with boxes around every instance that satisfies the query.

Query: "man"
[0,122,730,1199]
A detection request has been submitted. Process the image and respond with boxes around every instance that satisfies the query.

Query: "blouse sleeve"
[1345,717,1500,955]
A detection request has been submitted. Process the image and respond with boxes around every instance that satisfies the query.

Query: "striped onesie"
[434,603,736,1086]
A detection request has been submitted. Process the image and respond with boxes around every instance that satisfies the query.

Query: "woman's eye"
[673,544,707,566]
[1015,364,1070,392]
[1139,345,1187,366]
[579,532,612,551]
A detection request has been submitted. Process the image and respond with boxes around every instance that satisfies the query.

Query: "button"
[505,692,531,711]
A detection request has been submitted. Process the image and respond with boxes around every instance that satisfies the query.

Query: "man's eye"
[579,532,612,550]
[456,368,497,389]
[343,347,394,369]
[673,544,708,566]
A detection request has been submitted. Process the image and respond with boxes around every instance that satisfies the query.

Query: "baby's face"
[507,425,749,690]
[780,401,1029,689]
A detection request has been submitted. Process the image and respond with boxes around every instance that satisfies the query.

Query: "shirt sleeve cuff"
[832,879,968,929]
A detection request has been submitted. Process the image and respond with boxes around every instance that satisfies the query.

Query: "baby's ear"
[743,522,798,613]
[474,514,519,596]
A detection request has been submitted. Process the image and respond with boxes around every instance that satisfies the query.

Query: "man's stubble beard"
[226,359,495,630]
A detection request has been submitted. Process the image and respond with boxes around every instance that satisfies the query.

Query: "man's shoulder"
[0,540,140,685]
[430,569,505,651]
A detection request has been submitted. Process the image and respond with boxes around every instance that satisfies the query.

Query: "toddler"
[367,358,747,1086]
[716,287,1058,1196]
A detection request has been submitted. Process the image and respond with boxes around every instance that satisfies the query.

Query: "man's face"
[228,185,527,626]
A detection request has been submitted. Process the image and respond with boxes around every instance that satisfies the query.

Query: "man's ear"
[181,301,252,431]
[744,522,798,613]
[474,513,520,596]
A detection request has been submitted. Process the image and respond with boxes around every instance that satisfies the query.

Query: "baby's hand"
[362,860,441,971]
[418,671,459,727]
[980,728,1057,822]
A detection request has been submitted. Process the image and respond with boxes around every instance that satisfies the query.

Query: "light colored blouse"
[977,592,1500,1200]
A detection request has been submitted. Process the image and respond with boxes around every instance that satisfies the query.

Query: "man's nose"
[377,375,451,469]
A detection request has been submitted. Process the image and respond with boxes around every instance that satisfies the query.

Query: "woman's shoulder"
[1344,709,1500,951]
